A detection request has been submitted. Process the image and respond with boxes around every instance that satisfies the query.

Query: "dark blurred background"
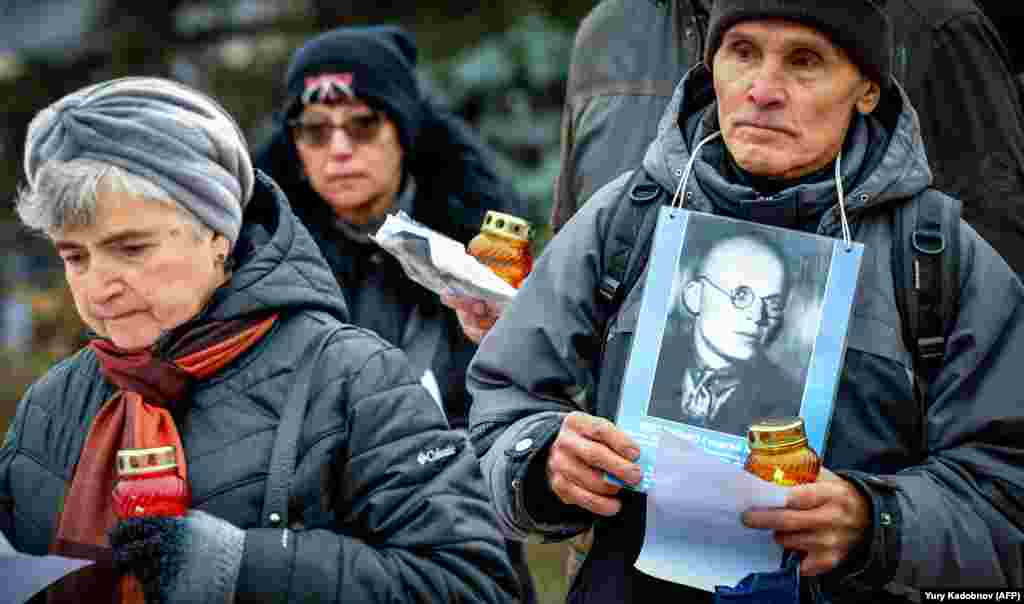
[0,4,591,599]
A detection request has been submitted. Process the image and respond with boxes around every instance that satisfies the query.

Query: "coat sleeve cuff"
[235,528,297,604]
[511,418,593,541]
[829,470,902,589]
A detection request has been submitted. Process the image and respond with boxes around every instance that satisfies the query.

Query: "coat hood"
[201,170,350,323]
[642,64,935,236]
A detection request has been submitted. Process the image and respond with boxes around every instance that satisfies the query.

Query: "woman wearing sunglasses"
[256,25,526,426]
[254,25,537,603]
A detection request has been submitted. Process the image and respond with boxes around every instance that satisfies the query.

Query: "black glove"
[109,510,244,604]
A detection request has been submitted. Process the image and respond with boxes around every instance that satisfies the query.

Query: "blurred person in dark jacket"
[0,76,520,604]
[551,0,1024,276]
[253,25,536,604]
[975,0,1024,75]
[254,24,522,430]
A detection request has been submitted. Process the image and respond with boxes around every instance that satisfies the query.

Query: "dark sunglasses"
[289,111,383,147]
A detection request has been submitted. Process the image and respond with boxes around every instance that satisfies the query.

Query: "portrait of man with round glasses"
[648,221,828,437]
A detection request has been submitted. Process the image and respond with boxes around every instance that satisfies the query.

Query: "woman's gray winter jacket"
[0,173,520,603]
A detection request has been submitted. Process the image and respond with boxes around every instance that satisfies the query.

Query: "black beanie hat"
[283,25,424,152]
[704,0,893,89]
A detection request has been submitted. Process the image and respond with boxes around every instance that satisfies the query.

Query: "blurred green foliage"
[0,281,87,433]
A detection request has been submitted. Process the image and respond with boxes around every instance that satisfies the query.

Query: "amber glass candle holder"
[113,445,190,519]
[468,210,534,289]
[743,417,821,486]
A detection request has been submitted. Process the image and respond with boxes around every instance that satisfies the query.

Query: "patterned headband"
[301,73,356,105]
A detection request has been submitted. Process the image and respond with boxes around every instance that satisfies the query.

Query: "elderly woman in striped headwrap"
[0,76,519,604]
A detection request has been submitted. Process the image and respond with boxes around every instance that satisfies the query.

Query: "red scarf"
[47,314,278,603]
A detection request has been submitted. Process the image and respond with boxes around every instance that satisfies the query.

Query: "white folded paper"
[635,430,789,592]
[0,531,94,604]
[372,211,517,308]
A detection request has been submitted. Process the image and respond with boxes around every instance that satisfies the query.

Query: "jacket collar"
[203,170,351,323]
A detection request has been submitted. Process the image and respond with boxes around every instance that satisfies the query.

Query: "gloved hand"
[108,510,244,604]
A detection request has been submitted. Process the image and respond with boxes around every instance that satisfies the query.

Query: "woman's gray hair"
[20,76,253,248]
[16,158,211,238]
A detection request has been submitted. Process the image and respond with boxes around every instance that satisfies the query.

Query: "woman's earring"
[216,253,236,273]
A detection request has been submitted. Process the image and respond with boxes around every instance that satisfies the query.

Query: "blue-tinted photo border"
[614,207,864,492]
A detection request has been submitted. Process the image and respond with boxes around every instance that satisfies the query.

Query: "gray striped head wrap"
[23,76,254,247]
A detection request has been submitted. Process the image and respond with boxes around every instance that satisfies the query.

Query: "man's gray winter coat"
[470,64,1024,602]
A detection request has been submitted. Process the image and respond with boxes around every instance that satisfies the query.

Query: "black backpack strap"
[590,167,669,423]
[891,190,961,400]
[598,169,669,314]
[261,331,332,528]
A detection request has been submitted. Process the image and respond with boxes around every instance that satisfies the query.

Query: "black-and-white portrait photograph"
[646,214,833,437]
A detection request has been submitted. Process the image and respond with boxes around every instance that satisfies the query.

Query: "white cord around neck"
[834,148,853,250]
[673,130,853,251]
[670,131,722,209]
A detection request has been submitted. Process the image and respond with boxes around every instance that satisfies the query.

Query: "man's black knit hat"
[704,0,893,89]
[283,25,423,151]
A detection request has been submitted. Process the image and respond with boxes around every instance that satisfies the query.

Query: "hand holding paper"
[440,293,501,344]
[740,467,871,576]
[372,211,517,308]
[635,430,789,591]
[547,412,643,517]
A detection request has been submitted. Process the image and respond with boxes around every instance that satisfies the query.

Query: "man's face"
[53,189,229,351]
[293,99,404,225]
[687,238,787,366]
[712,19,880,179]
